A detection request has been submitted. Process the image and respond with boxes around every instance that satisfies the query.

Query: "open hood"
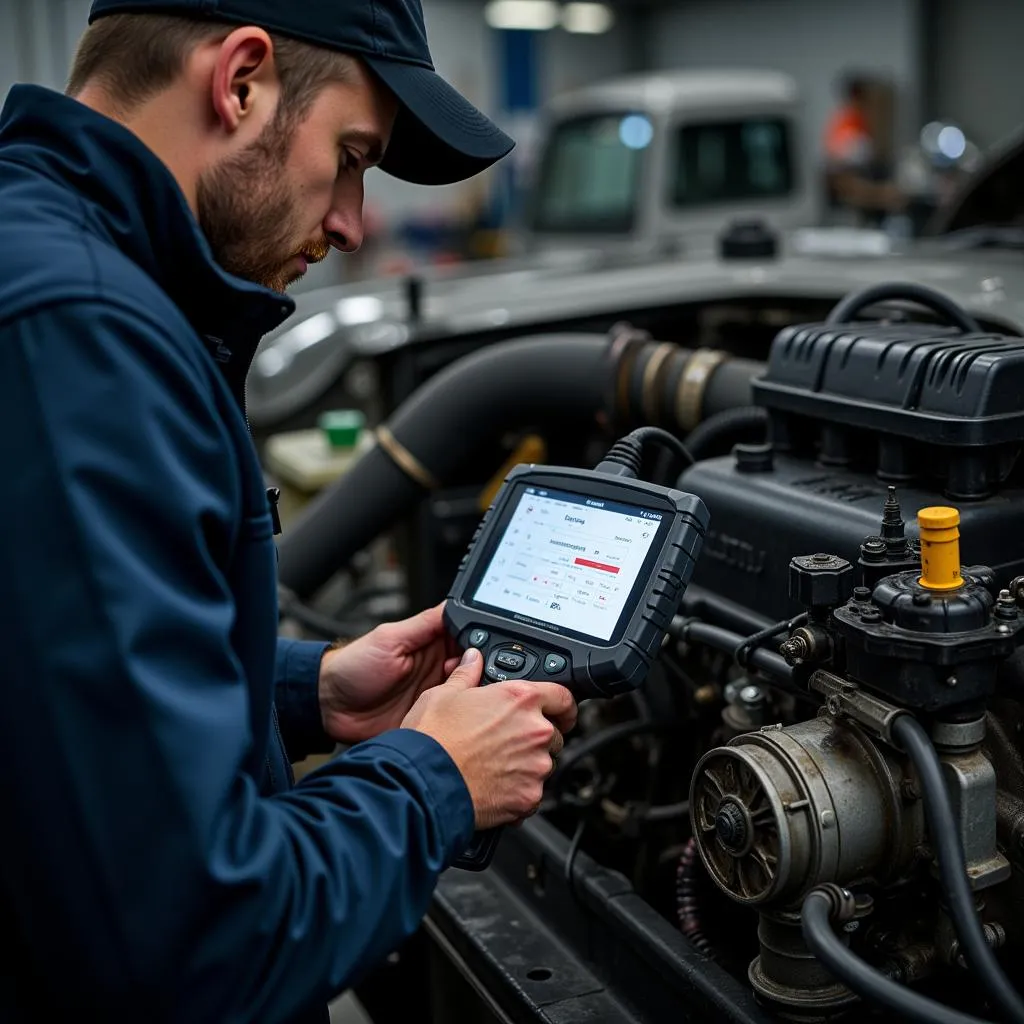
[932,126,1024,235]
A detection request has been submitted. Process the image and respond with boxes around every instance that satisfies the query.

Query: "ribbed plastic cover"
[752,323,1024,445]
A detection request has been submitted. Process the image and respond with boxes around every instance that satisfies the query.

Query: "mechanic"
[0,2,578,1022]
[822,72,904,226]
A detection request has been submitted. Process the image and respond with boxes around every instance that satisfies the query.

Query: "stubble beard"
[196,114,330,293]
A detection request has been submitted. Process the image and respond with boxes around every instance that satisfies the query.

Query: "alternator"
[689,717,924,907]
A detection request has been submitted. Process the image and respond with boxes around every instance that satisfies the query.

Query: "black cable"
[627,426,695,469]
[564,817,587,900]
[669,618,819,706]
[679,584,775,635]
[548,720,674,793]
[600,798,690,827]
[684,406,769,462]
[595,426,694,479]
[644,799,691,823]
[801,888,994,1024]
[735,612,809,669]
[671,619,793,683]
[891,716,1024,1024]
[825,282,981,334]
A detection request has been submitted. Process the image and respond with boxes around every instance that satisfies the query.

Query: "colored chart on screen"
[472,486,662,641]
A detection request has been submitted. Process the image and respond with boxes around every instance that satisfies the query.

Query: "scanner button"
[544,654,567,674]
[468,629,490,648]
[495,650,526,671]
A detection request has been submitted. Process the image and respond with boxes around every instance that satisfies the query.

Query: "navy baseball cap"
[87,0,514,185]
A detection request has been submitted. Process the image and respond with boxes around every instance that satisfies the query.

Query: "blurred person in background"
[822,71,905,226]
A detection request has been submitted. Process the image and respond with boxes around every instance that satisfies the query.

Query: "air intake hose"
[276,334,612,597]
[276,331,766,599]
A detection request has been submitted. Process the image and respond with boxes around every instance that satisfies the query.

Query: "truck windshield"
[529,113,650,234]
[671,118,794,206]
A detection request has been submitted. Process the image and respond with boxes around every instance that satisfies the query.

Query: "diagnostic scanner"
[443,459,709,870]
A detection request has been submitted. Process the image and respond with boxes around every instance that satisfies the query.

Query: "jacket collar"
[0,85,296,386]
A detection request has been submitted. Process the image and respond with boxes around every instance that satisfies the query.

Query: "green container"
[318,409,365,450]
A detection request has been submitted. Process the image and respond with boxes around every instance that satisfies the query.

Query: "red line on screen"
[574,558,620,574]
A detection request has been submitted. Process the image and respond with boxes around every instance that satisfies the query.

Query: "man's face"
[196,60,397,293]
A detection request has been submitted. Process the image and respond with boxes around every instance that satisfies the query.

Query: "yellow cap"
[918,506,962,591]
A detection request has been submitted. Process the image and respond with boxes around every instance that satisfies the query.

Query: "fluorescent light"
[561,2,614,33]
[485,0,560,30]
[335,295,384,325]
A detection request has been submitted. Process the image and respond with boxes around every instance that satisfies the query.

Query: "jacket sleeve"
[0,300,475,1024]
[275,637,337,760]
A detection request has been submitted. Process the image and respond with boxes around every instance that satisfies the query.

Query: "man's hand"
[318,603,461,745]
[402,649,578,830]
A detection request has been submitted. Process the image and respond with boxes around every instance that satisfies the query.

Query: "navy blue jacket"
[0,85,474,1024]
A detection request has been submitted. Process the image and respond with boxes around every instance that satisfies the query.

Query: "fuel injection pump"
[690,506,1024,1024]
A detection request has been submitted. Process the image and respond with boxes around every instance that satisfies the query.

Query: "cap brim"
[365,57,514,186]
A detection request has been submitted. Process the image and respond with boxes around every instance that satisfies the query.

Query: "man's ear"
[209,27,279,135]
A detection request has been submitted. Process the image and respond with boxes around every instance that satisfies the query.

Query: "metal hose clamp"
[675,348,727,433]
[375,426,439,490]
[641,342,677,424]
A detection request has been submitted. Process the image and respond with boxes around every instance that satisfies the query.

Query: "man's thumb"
[446,647,484,689]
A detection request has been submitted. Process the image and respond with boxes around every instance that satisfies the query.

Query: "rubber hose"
[891,715,1024,1024]
[801,889,994,1024]
[684,407,768,461]
[701,357,764,417]
[672,620,794,684]
[620,341,763,432]
[276,334,612,598]
[678,585,774,635]
[825,282,981,334]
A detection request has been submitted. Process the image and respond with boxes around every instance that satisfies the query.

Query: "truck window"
[671,118,794,207]
[530,113,649,234]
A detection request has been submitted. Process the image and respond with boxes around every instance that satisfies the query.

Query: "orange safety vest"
[824,105,873,167]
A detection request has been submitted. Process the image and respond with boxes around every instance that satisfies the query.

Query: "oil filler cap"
[918,506,962,591]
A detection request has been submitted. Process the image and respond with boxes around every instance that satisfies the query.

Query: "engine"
[676,284,1024,1022]
[274,282,1024,1023]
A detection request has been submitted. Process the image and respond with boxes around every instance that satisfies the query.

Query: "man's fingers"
[531,682,574,716]
[530,683,577,736]
[443,655,461,677]
[549,729,564,758]
[551,705,578,736]
[443,647,483,690]
[392,603,445,649]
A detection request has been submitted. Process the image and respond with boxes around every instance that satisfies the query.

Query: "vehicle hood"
[249,238,1024,429]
